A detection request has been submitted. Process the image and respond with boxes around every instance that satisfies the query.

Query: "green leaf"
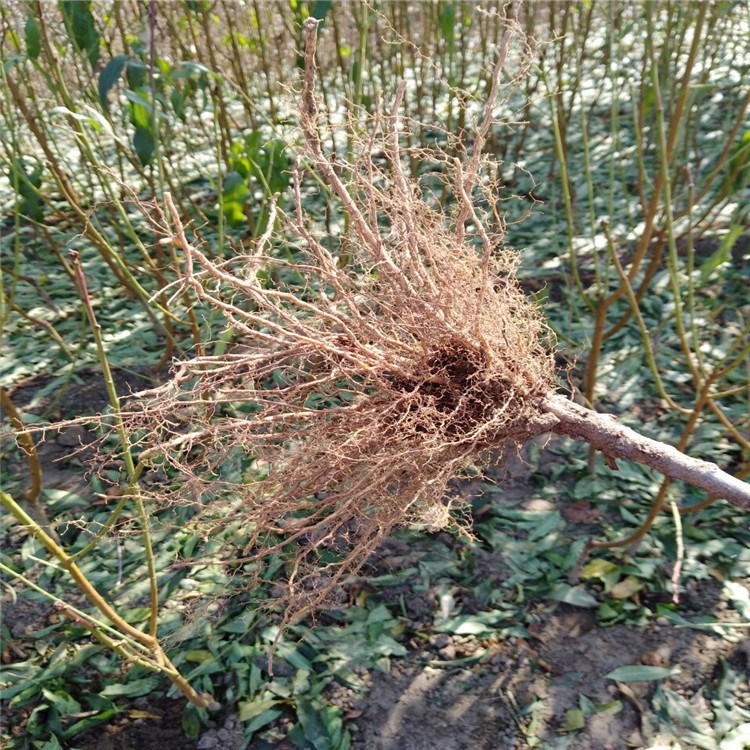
[578,694,596,715]
[125,91,154,120]
[605,665,674,682]
[642,82,656,118]
[292,669,312,696]
[365,603,394,625]
[528,510,563,541]
[439,2,456,45]
[63,707,118,739]
[2,677,41,703]
[99,55,130,109]
[724,580,750,620]
[133,126,155,166]
[597,601,621,621]
[42,688,81,715]
[24,15,41,59]
[294,698,348,750]
[257,139,291,195]
[580,558,620,581]
[239,700,285,737]
[699,224,744,283]
[101,677,159,697]
[59,0,100,68]
[184,649,215,663]
[39,737,64,750]
[3,54,24,73]
[351,58,361,89]
[722,129,750,195]
[238,697,281,722]
[550,584,599,608]
[609,575,644,600]
[126,59,147,90]
[562,708,585,732]
[170,89,187,121]
[221,616,255,634]
[593,700,622,716]
[436,608,514,636]
[221,170,249,226]
[7,157,44,221]
[275,644,314,673]
[181,704,202,739]
[222,170,248,202]
[185,0,212,12]
[49,106,103,131]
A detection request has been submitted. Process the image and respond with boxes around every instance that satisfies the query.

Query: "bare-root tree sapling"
[104,19,749,631]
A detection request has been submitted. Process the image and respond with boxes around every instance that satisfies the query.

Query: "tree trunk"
[543,394,750,511]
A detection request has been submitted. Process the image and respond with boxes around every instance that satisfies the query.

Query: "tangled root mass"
[125,17,557,622]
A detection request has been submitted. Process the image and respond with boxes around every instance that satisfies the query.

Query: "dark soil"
[75,695,189,750]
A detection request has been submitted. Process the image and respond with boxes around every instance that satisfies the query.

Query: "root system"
[124,18,557,621]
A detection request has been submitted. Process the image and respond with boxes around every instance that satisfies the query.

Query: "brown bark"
[543,394,750,511]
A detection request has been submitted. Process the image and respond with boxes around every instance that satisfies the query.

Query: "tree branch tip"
[303,17,320,33]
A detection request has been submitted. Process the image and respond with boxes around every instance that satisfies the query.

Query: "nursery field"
[1,3,749,749]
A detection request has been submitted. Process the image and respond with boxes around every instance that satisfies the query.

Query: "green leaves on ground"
[605,665,675,682]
